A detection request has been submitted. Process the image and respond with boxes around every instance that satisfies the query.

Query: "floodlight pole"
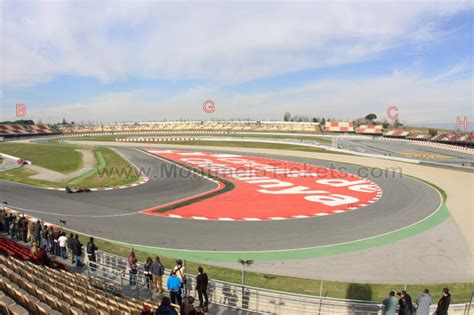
[238,259,254,286]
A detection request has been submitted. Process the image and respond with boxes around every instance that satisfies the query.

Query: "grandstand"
[0,124,58,138]
[0,254,161,314]
[356,124,383,135]
[383,130,410,138]
[323,121,354,133]
[431,133,474,145]
[406,134,432,141]
[57,121,322,134]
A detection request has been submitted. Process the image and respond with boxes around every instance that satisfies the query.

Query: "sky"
[0,1,473,128]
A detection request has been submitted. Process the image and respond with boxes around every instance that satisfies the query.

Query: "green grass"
[0,142,82,173]
[102,139,336,154]
[72,147,141,188]
[66,133,332,144]
[70,231,473,304]
[157,140,339,153]
[0,145,140,188]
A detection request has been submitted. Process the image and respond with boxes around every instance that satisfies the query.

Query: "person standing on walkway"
[128,251,138,286]
[435,288,451,315]
[34,220,42,245]
[86,237,98,271]
[151,256,165,293]
[144,257,153,289]
[195,266,209,311]
[415,288,432,315]
[58,232,68,259]
[167,271,183,305]
[173,260,186,299]
[382,291,398,315]
[71,234,83,267]
[397,290,414,315]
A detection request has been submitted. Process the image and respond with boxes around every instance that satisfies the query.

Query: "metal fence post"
[318,280,324,315]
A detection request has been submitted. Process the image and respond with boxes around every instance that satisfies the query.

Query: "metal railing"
[91,251,474,315]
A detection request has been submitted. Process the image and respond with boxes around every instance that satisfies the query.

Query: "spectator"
[27,219,35,243]
[415,288,432,315]
[173,259,186,298]
[86,237,98,271]
[156,296,178,315]
[141,304,153,315]
[128,251,138,286]
[0,210,6,233]
[58,232,68,259]
[36,245,51,267]
[144,257,153,289]
[71,234,83,267]
[31,241,38,257]
[151,256,165,293]
[180,296,198,315]
[397,290,413,315]
[41,224,48,248]
[34,220,42,245]
[195,266,208,310]
[67,232,74,263]
[382,291,398,315]
[167,271,183,305]
[435,288,451,315]
[47,226,54,254]
[6,213,14,236]
[21,217,28,242]
[53,228,61,256]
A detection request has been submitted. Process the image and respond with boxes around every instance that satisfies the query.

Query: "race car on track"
[65,187,92,193]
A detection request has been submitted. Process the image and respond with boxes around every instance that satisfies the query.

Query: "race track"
[336,138,473,166]
[0,147,441,252]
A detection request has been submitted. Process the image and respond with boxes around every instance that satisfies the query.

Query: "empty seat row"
[0,255,159,314]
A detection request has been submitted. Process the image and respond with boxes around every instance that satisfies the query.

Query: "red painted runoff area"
[143,149,382,221]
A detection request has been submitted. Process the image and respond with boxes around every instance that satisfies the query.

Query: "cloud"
[1,1,471,87]
[14,67,471,124]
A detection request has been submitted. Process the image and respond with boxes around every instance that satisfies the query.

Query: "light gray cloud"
[15,67,471,125]
[1,1,471,87]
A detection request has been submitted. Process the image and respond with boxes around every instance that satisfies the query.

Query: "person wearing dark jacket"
[156,296,178,315]
[86,237,98,270]
[66,232,74,263]
[435,288,451,315]
[150,257,165,293]
[397,291,413,315]
[71,234,83,267]
[34,221,42,245]
[195,266,208,310]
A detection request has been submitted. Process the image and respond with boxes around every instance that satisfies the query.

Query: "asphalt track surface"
[336,138,473,166]
[0,146,441,252]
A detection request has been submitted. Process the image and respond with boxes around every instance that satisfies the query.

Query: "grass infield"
[0,143,140,188]
[0,142,82,173]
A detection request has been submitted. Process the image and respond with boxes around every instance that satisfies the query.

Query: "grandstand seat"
[69,306,85,315]
[36,302,54,315]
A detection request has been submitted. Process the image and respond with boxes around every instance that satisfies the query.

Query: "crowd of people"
[128,251,210,315]
[0,208,98,269]
[1,207,456,315]
[0,207,209,314]
[382,288,451,315]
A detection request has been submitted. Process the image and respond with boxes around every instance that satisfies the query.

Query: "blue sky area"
[1,1,472,128]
